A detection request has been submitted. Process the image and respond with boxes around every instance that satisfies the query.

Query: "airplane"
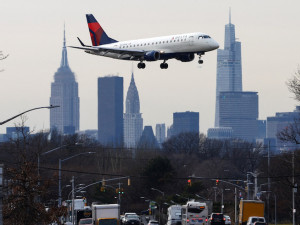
[69,14,219,69]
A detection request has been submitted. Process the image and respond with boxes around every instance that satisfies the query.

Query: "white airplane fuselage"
[86,32,219,61]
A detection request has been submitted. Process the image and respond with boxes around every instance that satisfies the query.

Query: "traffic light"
[101,186,106,192]
[188,179,192,186]
[216,179,219,186]
[121,188,124,195]
[128,178,131,186]
[116,188,119,194]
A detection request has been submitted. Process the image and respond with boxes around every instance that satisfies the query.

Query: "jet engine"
[175,53,195,62]
[144,51,160,61]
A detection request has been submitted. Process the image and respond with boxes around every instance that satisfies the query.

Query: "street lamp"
[58,152,95,206]
[0,105,59,125]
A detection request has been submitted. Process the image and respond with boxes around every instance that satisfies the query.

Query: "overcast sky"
[1,0,300,135]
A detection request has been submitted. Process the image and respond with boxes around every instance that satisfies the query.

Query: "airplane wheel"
[160,63,168,69]
[142,63,146,69]
[198,60,203,64]
[137,63,141,69]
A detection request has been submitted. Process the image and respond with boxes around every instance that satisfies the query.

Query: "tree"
[2,122,66,225]
[141,156,175,187]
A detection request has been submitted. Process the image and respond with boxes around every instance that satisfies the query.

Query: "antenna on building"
[229,7,231,24]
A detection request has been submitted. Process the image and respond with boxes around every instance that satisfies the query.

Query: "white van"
[246,217,266,225]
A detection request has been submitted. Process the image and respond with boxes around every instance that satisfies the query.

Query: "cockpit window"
[198,35,211,39]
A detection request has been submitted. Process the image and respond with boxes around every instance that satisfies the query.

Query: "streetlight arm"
[61,152,95,162]
[151,187,165,196]
[0,105,59,125]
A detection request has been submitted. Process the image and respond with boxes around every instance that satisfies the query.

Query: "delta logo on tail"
[70,14,219,69]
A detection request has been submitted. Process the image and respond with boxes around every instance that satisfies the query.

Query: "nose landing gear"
[197,53,204,64]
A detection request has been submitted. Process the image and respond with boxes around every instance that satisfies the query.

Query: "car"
[79,218,93,225]
[253,222,267,225]
[246,217,266,225]
[147,220,159,225]
[123,214,141,225]
[209,213,225,225]
[224,215,231,225]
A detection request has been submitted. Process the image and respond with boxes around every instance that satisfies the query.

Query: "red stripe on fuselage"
[88,22,103,46]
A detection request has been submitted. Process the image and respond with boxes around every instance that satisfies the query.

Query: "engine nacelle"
[144,51,160,61]
[176,53,195,62]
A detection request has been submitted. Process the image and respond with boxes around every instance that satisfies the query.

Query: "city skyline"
[1,0,300,135]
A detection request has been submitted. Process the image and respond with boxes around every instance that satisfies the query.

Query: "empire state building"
[50,29,80,134]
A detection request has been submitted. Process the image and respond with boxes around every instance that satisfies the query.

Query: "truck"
[238,200,265,225]
[92,203,120,225]
[167,205,182,225]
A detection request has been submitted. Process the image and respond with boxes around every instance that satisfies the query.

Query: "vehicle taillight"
[205,219,208,222]
[187,219,190,222]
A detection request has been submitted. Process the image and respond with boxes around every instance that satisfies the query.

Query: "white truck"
[167,205,182,225]
[92,204,120,225]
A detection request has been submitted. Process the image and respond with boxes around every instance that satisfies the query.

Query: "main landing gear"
[160,61,168,69]
[137,62,146,69]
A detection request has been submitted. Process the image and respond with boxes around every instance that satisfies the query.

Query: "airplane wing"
[69,45,146,60]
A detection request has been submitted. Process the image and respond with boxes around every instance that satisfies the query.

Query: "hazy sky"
[1,0,300,135]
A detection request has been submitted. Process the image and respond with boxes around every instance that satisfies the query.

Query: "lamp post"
[58,152,95,206]
[151,188,164,223]
[0,105,59,125]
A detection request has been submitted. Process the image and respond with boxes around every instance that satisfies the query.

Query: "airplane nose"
[211,40,219,50]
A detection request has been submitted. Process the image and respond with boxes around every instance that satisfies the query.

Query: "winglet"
[77,37,86,46]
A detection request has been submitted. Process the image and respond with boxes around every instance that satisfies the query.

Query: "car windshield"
[80,219,93,224]
[128,215,139,219]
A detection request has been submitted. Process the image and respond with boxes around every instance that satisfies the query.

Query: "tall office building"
[218,92,258,141]
[50,28,79,134]
[124,73,143,148]
[155,123,166,145]
[98,76,123,147]
[215,11,242,127]
[173,111,199,136]
[266,106,300,151]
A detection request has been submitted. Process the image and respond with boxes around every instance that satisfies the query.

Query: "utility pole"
[267,141,270,224]
[292,151,295,225]
[221,189,224,213]
[72,176,75,225]
[0,164,3,225]
[59,158,62,207]
[235,188,237,225]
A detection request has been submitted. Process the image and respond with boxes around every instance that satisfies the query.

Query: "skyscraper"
[173,111,199,136]
[50,28,79,134]
[124,73,143,148]
[155,123,166,145]
[98,76,123,147]
[215,10,242,127]
[218,92,258,141]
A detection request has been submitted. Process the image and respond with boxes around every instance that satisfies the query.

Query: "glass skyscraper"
[218,92,258,142]
[215,11,242,127]
[173,111,199,136]
[98,76,123,147]
[123,73,143,148]
[50,28,80,134]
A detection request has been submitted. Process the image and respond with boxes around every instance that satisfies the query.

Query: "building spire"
[60,24,69,68]
[229,7,231,24]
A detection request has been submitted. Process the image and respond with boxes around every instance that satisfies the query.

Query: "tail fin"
[86,14,118,46]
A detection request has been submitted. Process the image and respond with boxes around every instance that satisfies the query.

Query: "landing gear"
[160,61,168,69]
[198,53,204,64]
[137,62,146,69]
